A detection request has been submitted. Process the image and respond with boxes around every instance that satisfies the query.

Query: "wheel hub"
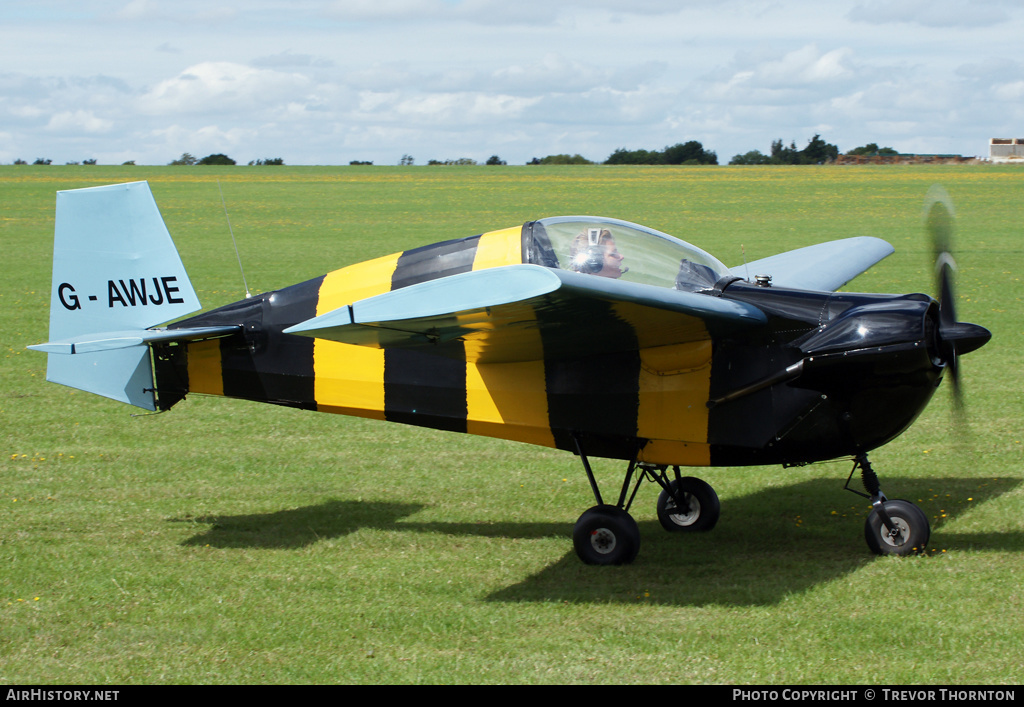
[880,517,910,546]
[590,527,617,554]
[666,494,700,526]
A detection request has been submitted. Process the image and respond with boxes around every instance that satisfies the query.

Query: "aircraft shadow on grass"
[172,475,1021,606]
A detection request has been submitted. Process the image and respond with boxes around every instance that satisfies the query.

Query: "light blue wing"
[284,264,766,363]
[729,237,894,292]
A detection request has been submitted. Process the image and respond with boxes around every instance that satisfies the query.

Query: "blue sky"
[2,0,1022,165]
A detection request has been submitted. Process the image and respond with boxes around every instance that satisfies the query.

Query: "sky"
[1,0,1022,166]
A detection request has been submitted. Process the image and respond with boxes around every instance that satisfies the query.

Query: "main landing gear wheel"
[572,505,641,566]
[864,499,930,556]
[656,477,720,532]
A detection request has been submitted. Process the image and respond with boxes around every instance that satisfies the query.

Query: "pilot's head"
[570,228,625,279]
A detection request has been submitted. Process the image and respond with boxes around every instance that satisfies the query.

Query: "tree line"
[168,153,284,166]
[466,136,890,167]
[521,141,719,166]
[10,137,900,168]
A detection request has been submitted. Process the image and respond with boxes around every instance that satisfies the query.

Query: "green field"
[2,165,1022,684]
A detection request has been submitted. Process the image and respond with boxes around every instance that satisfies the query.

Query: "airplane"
[29,181,990,565]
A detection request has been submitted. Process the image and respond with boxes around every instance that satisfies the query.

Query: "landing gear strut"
[846,454,930,555]
[570,436,719,565]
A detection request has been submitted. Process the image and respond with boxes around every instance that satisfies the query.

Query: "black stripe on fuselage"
[539,298,642,459]
[177,276,325,409]
[225,276,325,409]
[383,236,481,432]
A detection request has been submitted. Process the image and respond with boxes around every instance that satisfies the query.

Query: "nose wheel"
[865,499,930,555]
[847,455,930,556]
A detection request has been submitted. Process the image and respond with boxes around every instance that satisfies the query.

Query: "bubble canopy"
[524,216,729,292]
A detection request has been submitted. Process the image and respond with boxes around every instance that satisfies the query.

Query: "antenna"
[218,180,251,299]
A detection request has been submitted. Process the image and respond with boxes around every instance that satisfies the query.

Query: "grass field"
[2,164,1023,684]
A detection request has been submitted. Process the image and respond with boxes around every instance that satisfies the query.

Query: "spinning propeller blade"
[923,186,991,407]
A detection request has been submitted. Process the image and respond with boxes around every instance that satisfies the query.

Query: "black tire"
[864,499,930,555]
[656,477,720,532]
[572,505,641,565]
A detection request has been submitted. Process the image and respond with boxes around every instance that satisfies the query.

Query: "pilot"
[569,228,626,279]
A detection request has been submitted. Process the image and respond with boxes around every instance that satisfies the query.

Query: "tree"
[800,134,838,164]
[486,155,506,165]
[663,141,718,165]
[399,154,415,166]
[427,158,477,165]
[729,150,773,165]
[197,153,236,165]
[761,135,839,163]
[605,147,663,165]
[767,135,839,164]
[248,158,285,165]
[33,158,52,165]
[528,154,594,165]
[770,139,800,164]
[846,143,898,156]
[169,153,197,166]
[604,141,717,165]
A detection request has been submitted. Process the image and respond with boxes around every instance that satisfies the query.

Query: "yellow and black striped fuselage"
[160,224,946,468]
[162,225,713,466]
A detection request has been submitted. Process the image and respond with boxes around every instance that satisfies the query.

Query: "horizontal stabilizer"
[29,325,241,355]
[285,264,765,362]
[730,237,894,291]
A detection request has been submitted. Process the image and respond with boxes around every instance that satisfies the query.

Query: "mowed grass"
[2,165,1023,684]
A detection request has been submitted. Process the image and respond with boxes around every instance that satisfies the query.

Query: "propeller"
[923,186,991,406]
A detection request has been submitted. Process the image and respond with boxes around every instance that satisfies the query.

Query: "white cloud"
[113,0,161,21]
[9,104,47,120]
[253,51,334,69]
[3,1,1022,164]
[994,81,1024,101]
[362,91,542,126]
[139,62,314,116]
[46,110,114,134]
[152,123,259,156]
[706,45,859,99]
[491,53,664,95]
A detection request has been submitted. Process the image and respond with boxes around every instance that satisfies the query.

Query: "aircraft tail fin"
[29,181,213,410]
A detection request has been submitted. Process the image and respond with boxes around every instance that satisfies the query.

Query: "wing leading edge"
[284,264,766,363]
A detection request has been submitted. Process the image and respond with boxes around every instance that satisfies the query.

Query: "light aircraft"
[30,181,990,565]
